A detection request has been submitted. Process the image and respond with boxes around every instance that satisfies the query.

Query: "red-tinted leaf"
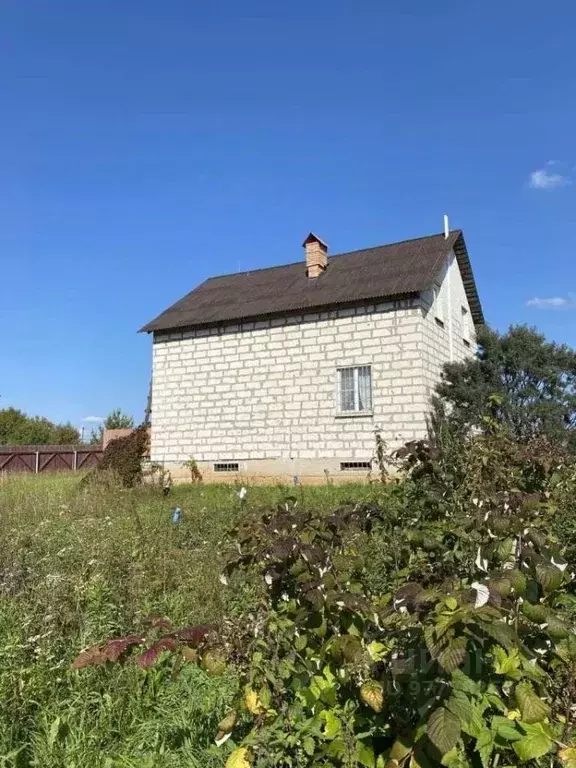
[137,638,178,669]
[145,615,173,631]
[103,634,145,662]
[72,645,107,670]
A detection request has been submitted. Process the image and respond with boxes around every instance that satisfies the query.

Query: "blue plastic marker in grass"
[171,507,182,525]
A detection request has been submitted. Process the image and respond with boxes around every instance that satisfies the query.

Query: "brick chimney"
[303,233,328,278]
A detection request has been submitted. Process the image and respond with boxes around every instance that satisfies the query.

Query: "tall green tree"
[0,407,80,445]
[434,325,576,445]
[104,409,135,430]
[89,409,135,445]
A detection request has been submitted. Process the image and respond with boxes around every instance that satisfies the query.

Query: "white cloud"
[526,295,576,309]
[528,166,571,190]
[82,415,104,423]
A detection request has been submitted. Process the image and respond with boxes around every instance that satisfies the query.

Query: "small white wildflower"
[264,573,273,586]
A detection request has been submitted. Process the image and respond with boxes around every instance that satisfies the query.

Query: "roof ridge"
[205,230,459,282]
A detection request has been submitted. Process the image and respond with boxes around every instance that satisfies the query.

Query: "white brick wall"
[151,298,430,466]
[420,249,477,400]
[150,255,476,479]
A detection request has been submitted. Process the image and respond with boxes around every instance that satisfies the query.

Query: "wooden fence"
[0,445,103,474]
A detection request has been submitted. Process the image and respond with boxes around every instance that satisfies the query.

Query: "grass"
[0,474,390,767]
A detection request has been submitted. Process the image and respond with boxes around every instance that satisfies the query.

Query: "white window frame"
[336,365,372,415]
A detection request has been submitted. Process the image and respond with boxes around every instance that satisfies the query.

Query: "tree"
[89,409,135,445]
[434,325,576,446]
[0,407,80,445]
[104,409,135,430]
[52,424,82,444]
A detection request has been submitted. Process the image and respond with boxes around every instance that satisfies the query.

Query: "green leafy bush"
[213,466,576,766]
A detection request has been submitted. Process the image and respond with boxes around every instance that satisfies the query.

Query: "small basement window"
[213,462,239,473]
[337,365,372,413]
[340,461,372,471]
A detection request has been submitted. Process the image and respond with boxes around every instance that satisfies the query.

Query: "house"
[140,228,483,483]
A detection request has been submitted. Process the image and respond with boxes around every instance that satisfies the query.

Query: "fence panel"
[0,446,103,474]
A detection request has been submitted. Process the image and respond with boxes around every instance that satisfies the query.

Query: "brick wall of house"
[420,249,477,402]
[151,299,432,482]
[150,254,476,483]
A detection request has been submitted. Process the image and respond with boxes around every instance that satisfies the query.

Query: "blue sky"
[1,1,575,431]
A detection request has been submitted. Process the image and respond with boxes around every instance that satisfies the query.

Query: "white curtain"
[358,366,372,411]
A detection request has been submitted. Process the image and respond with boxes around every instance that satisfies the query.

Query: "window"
[461,306,470,342]
[433,284,445,327]
[337,366,372,413]
[340,461,372,471]
[213,462,239,473]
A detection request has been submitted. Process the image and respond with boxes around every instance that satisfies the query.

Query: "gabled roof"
[140,230,484,333]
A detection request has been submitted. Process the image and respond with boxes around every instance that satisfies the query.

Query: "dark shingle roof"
[140,230,484,333]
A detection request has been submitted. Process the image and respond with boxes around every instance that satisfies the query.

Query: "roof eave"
[452,232,485,326]
[143,291,421,336]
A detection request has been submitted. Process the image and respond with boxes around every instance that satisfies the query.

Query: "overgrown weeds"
[0,475,389,766]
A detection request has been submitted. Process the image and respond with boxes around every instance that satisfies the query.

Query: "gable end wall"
[420,249,478,401]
